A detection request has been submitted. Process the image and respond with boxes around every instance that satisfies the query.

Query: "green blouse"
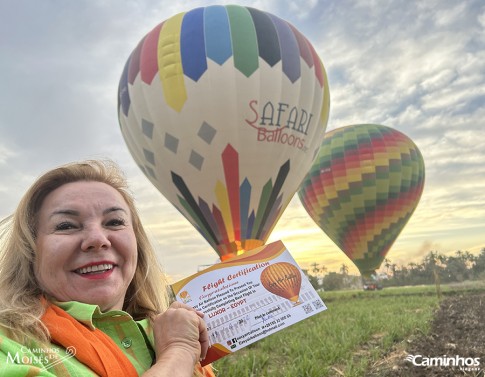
[0,301,156,376]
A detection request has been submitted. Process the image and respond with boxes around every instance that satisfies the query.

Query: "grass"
[212,283,483,377]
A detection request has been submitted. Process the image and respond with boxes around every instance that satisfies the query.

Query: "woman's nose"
[81,226,111,251]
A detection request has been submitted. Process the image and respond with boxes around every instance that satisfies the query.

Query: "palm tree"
[340,263,349,275]
[461,251,476,269]
[408,262,418,270]
[310,262,320,275]
[384,258,392,275]
[320,265,328,276]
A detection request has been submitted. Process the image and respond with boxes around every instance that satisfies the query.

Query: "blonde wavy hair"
[0,160,171,345]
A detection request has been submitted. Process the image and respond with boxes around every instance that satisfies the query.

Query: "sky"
[1,0,484,282]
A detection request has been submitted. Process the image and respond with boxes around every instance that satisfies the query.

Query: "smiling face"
[34,181,138,311]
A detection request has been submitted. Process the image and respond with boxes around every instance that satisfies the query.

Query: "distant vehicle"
[362,278,383,291]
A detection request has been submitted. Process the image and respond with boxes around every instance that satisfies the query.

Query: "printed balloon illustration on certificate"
[260,262,302,305]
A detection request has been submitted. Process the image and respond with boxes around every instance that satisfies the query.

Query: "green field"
[212,283,483,377]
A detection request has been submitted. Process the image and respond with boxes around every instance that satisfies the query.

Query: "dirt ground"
[368,291,485,377]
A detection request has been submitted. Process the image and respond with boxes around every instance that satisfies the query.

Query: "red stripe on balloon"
[213,205,229,245]
[287,24,313,68]
[306,36,324,87]
[222,144,241,240]
[140,22,164,84]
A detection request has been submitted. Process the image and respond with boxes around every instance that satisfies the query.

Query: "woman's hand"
[143,302,209,376]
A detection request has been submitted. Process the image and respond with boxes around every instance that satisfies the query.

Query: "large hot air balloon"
[118,5,330,260]
[260,262,302,303]
[298,124,425,278]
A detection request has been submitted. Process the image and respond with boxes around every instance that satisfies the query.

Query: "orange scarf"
[41,301,215,377]
[41,302,139,376]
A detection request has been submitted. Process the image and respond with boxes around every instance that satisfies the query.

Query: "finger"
[169,301,194,310]
[170,301,206,318]
[198,316,210,360]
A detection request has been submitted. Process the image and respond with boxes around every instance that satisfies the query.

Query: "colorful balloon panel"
[298,124,425,277]
[118,5,330,260]
[260,262,302,303]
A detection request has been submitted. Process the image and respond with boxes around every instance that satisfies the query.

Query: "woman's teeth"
[76,264,114,274]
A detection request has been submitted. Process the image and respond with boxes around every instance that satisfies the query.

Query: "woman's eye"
[55,222,77,231]
[106,218,126,227]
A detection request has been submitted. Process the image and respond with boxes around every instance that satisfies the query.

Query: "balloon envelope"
[118,5,330,260]
[260,262,302,303]
[298,124,425,277]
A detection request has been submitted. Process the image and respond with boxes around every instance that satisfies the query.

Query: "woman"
[0,160,215,376]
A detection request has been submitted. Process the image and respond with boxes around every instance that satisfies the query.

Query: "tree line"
[304,247,485,291]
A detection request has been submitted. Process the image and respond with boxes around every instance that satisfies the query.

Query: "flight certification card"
[171,240,327,365]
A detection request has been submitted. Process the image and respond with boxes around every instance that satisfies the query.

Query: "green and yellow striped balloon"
[298,124,425,278]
